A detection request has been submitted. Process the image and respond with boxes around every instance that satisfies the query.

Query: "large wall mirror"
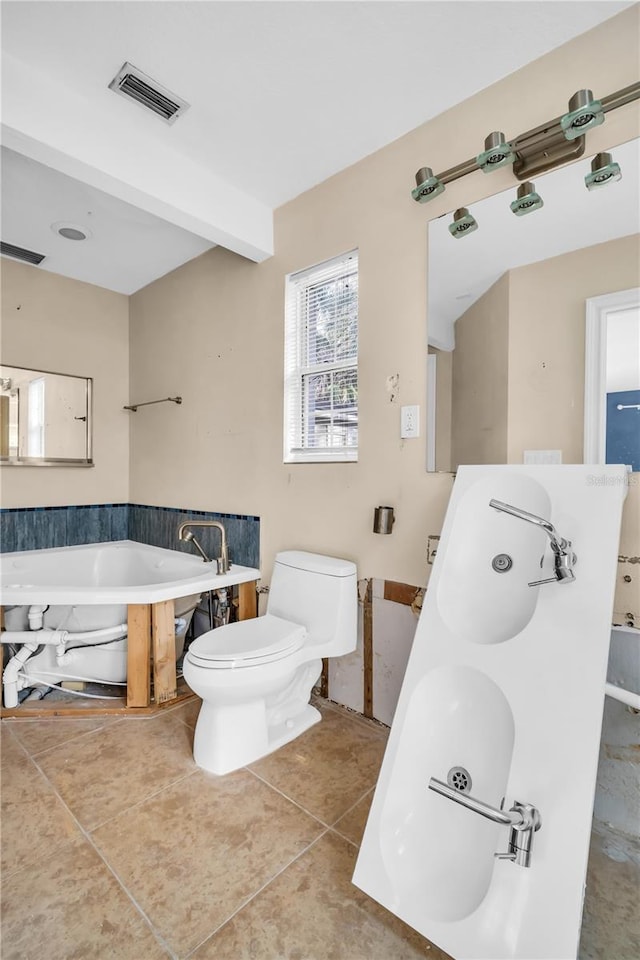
[0,365,93,466]
[427,137,639,474]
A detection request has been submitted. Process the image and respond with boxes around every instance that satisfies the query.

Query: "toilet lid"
[186,614,306,669]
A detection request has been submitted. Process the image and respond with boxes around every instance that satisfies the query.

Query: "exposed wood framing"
[152,599,177,704]
[1,680,197,719]
[324,579,422,720]
[319,659,329,698]
[383,580,422,607]
[238,580,258,620]
[126,604,151,707]
[363,578,374,718]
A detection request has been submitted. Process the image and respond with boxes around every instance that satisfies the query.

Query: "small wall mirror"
[0,364,93,466]
[427,137,639,473]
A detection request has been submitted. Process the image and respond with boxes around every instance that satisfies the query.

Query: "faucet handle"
[529,564,576,588]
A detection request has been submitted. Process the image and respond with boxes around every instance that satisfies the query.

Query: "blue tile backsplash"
[128,504,260,568]
[0,503,260,568]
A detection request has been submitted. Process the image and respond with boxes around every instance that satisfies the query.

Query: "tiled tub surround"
[0,504,128,554]
[0,504,259,568]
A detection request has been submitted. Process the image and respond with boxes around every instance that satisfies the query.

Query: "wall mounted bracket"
[123,396,182,412]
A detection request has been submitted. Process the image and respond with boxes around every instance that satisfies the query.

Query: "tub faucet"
[177,521,229,574]
[428,777,542,868]
[489,499,576,587]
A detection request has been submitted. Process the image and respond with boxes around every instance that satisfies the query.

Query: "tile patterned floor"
[1,698,638,960]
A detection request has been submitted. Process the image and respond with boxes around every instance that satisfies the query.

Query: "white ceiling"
[1,1,634,292]
[1,147,214,294]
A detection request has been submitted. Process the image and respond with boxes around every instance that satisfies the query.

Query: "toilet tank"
[267,551,357,656]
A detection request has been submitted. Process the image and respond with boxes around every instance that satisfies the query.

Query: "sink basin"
[380,664,515,922]
[437,474,551,644]
[354,465,628,960]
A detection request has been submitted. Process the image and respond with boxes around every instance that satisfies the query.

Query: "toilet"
[183,550,357,775]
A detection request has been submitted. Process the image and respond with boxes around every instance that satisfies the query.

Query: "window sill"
[284,448,358,464]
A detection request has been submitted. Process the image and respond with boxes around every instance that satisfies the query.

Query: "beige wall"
[446,234,640,618]
[451,273,510,469]
[0,258,129,506]
[0,8,637,592]
[448,234,640,470]
[128,6,640,586]
[129,245,453,584]
[507,233,640,464]
[508,234,640,622]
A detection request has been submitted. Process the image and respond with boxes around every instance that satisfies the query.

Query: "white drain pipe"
[2,624,127,708]
[3,642,40,708]
[56,629,127,666]
[1,625,127,647]
[27,605,48,630]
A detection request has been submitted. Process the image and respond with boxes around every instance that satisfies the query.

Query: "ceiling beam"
[1,54,274,263]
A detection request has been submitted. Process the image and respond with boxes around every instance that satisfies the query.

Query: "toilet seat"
[186,614,307,669]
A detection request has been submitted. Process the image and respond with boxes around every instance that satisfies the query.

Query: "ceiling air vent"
[1,242,46,266]
[108,62,190,124]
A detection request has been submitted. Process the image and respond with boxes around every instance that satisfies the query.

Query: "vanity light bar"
[412,81,640,196]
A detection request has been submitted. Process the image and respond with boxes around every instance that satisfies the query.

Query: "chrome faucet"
[489,499,576,587]
[428,777,542,868]
[177,521,229,574]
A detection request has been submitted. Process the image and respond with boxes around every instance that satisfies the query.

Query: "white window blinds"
[284,250,358,463]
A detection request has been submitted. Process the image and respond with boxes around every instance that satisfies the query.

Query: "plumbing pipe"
[57,643,126,667]
[2,624,126,706]
[18,669,126,685]
[605,682,640,711]
[27,605,48,630]
[56,628,128,664]
[1,629,67,646]
[3,642,39,708]
[0,624,127,646]
[15,673,121,700]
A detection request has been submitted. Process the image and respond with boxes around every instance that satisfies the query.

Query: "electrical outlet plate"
[401,405,420,439]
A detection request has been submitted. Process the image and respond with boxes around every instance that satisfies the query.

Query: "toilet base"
[193,700,322,776]
[266,701,321,756]
[190,659,324,775]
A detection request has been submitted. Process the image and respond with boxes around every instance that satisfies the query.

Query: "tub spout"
[177,520,229,573]
[180,531,211,563]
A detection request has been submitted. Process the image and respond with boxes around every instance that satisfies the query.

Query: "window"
[27,376,45,458]
[284,250,358,463]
